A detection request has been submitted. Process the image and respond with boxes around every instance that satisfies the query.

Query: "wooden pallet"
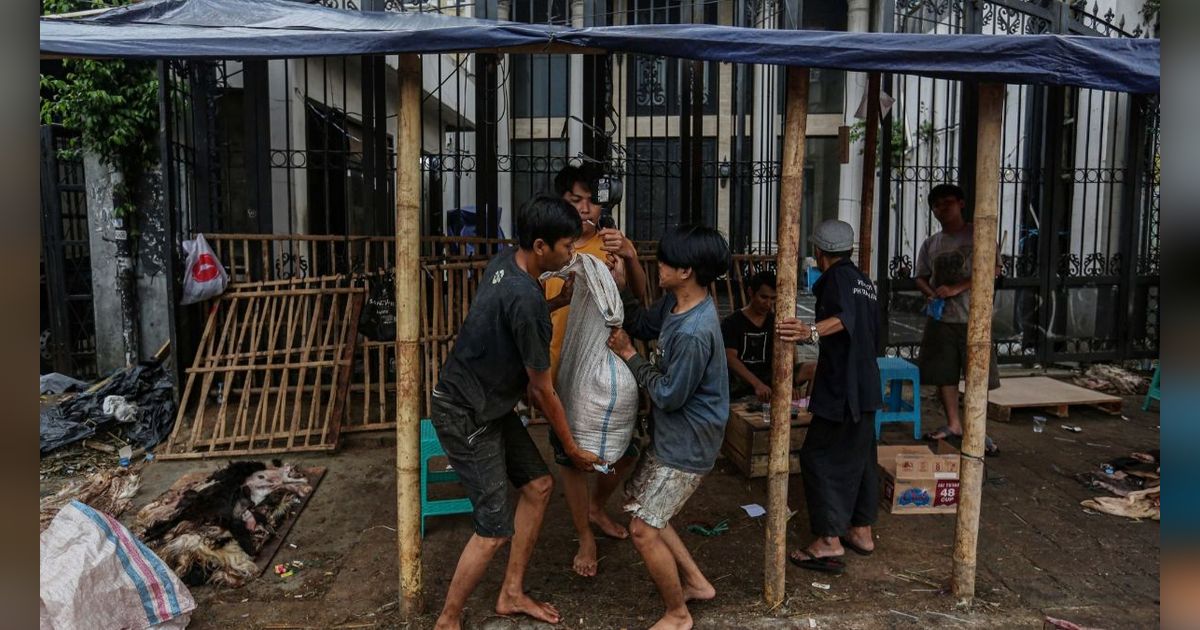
[161,287,364,459]
[721,401,811,478]
[959,376,1123,422]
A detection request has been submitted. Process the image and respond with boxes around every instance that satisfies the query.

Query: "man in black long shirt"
[777,219,883,574]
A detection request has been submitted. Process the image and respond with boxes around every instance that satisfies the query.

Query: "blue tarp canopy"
[41,0,1159,93]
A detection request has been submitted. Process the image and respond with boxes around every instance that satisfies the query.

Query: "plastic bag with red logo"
[180,233,229,305]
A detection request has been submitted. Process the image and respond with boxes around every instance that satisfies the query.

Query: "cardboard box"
[878,441,961,514]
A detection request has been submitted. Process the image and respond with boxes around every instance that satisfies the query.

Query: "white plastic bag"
[551,254,639,471]
[180,234,228,305]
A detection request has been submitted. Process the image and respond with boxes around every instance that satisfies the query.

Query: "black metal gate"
[40,125,98,379]
[876,0,1160,365]
[160,0,844,262]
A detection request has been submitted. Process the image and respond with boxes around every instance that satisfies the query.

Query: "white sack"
[551,254,638,470]
[41,501,195,630]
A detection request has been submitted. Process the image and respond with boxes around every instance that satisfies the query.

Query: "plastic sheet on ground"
[40,372,88,396]
[40,359,177,454]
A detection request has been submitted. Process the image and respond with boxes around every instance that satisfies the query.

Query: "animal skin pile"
[134,461,313,587]
[1077,450,1160,520]
[39,465,144,532]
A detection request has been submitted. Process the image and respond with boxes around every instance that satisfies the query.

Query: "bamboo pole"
[765,65,810,608]
[952,81,1004,603]
[396,53,424,618]
[857,72,881,274]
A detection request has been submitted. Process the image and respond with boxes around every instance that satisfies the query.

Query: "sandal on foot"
[788,549,845,574]
[923,425,960,441]
[839,537,874,556]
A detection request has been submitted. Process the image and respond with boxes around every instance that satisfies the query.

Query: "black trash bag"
[40,372,89,395]
[39,359,178,454]
[39,404,106,454]
[358,270,396,342]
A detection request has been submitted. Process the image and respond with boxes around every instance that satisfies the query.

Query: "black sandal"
[788,549,845,574]
[839,537,874,556]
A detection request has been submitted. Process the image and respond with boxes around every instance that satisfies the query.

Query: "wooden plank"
[254,467,327,575]
[961,376,1121,407]
[325,292,364,448]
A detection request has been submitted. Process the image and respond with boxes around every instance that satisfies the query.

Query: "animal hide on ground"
[1071,364,1149,395]
[1082,487,1160,520]
[40,465,143,532]
[135,460,312,587]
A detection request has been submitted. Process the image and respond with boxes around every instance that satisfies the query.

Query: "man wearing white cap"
[777,219,882,575]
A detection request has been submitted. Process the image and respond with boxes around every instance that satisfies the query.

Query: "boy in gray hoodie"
[607,224,732,630]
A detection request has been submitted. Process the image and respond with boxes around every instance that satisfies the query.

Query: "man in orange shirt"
[544,164,648,577]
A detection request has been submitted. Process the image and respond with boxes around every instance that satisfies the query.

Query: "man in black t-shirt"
[431,196,601,630]
[722,270,816,402]
[778,220,883,576]
[722,270,777,401]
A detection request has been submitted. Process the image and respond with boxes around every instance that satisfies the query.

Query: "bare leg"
[495,475,561,624]
[658,523,714,602]
[434,534,509,630]
[938,385,962,434]
[559,465,599,577]
[630,517,693,630]
[590,454,634,539]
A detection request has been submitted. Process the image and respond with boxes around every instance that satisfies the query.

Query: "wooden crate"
[721,401,811,478]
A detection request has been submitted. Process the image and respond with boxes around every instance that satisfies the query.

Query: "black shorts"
[431,394,550,538]
[548,425,641,467]
[918,319,1001,390]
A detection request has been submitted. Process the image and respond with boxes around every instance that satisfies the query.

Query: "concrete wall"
[83,154,172,373]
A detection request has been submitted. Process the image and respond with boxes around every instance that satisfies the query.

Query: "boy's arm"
[526,368,602,471]
[622,293,671,341]
[608,328,708,412]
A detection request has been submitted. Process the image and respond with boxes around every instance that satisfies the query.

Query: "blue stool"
[1142,364,1160,411]
[875,357,922,440]
[806,267,822,291]
[421,418,473,536]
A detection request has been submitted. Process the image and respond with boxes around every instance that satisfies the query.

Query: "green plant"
[40,0,159,219]
[848,118,910,167]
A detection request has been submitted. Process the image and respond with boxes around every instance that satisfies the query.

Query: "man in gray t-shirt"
[915,184,1001,454]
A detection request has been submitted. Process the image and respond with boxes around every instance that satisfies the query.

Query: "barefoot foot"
[572,536,598,577]
[682,579,716,602]
[648,609,693,630]
[496,592,561,625]
[589,507,629,539]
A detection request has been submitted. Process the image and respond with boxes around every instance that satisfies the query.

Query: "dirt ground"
[54,378,1160,629]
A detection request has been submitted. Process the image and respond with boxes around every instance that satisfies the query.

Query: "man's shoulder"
[721,309,745,326]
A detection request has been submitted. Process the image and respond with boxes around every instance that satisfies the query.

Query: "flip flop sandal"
[923,425,959,442]
[839,536,874,556]
[788,549,845,574]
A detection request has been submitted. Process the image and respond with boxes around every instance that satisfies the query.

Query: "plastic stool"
[421,418,473,536]
[1142,364,1160,411]
[806,267,822,291]
[875,356,922,440]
